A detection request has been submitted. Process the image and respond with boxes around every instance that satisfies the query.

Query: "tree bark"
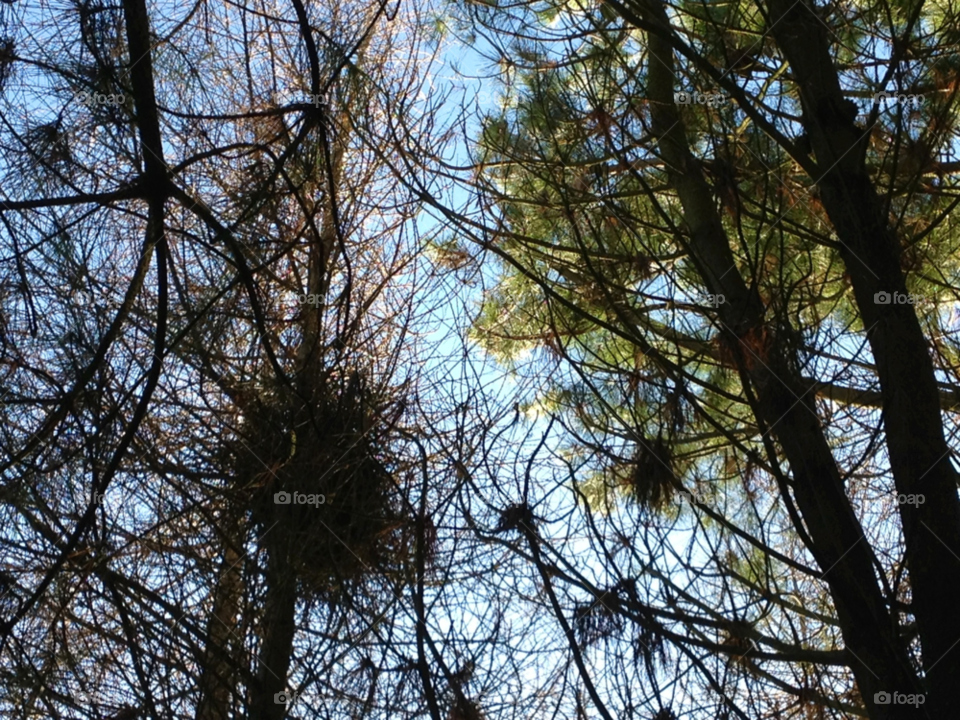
[636,3,928,715]
[765,1,960,714]
[196,509,244,720]
[251,547,298,720]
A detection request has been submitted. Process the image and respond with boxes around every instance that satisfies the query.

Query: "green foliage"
[467,0,960,525]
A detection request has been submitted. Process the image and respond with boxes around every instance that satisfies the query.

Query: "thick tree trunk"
[250,547,298,720]
[637,3,928,716]
[196,510,244,720]
[765,1,960,714]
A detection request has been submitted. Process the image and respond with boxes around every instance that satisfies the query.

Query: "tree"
[0,0,456,716]
[405,0,960,716]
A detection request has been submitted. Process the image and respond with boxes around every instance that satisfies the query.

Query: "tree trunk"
[766,1,960,714]
[251,546,298,720]
[196,508,244,720]
[637,3,928,715]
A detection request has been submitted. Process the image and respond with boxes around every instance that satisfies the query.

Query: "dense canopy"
[0,0,958,718]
